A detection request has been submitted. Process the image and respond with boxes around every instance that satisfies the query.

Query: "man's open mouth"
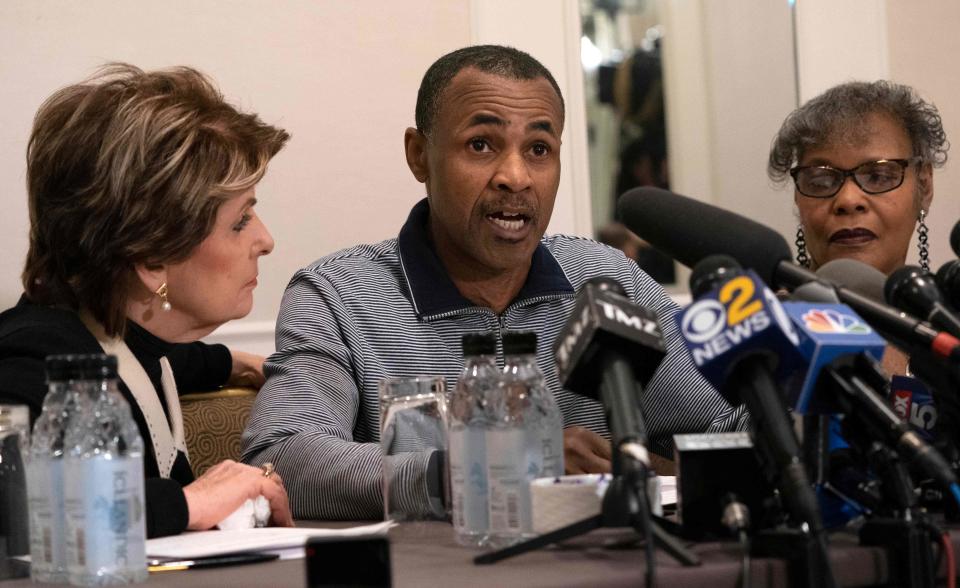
[487,210,530,232]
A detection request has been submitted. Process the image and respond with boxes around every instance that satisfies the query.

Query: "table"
[4,520,955,587]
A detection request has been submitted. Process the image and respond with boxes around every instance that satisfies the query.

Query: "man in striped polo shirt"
[242,45,747,520]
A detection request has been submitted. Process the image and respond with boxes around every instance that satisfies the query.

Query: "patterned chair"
[180,387,257,476]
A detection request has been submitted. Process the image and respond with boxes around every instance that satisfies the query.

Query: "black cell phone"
[305,535,391,588]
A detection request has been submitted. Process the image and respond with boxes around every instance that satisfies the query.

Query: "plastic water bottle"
[0,404,30,561]
[502,331,564,482]
[485,332,536,548]
[27,355,82,583]
[63,355,147,586]
[485,331,565,547]
[448,333,497,547]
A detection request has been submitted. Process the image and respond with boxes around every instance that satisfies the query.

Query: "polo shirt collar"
[397,198,574,318]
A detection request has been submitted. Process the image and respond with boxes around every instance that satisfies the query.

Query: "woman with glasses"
[768,82,953,528]
[768,80,948,276]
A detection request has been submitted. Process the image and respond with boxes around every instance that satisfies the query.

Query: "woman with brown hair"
[0,64,293,537]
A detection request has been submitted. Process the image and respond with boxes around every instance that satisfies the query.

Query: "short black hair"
[415,45,565,135]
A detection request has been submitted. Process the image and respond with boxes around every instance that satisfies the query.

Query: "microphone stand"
[825,362,939,588]
[474,443,699,568]
[728,358,837,588]
[475,357,699,573]
[857,444,937,588]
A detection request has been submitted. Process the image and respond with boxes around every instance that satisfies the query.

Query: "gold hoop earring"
[155,283,172,312]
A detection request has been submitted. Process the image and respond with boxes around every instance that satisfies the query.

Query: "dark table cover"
[5,520,958,587]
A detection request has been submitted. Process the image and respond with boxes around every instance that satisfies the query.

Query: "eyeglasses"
[789,157,921,198]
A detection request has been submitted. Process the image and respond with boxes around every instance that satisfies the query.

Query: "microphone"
[779,301,886,414]
[787,262,885,494]
[678,256,825,533]
[951,219,960,258]
[885,265,960,339]
[554,277,665,462]
[618,187,788,283]
[935,260,960,311]
[617,187,960,367]
[815,259,886,303]
[680,255,805,392]
[781,300,957,490]
[790,262,960,499]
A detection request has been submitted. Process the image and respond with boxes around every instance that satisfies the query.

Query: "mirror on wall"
[580,0,675,284]
[579,0,799,290]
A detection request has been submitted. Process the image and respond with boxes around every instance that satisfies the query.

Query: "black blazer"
[0,296,232,537]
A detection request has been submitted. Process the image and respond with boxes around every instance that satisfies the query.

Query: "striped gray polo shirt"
[242,199,747,520]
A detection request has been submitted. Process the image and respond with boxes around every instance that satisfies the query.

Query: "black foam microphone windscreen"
[617,187,792,285]
[951,219,960,258]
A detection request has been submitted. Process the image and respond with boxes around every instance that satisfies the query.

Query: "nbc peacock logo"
[802,308,872,334]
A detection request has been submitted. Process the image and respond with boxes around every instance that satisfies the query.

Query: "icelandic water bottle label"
[65,456,147,584]
[486,428,529,534]
[27,458,67,580]
[539,434,564,479]
[449,427,488,534]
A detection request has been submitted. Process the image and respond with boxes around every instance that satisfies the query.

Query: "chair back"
[180,387,257,475]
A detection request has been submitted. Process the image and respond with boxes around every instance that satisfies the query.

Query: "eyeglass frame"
[789,156,922,199]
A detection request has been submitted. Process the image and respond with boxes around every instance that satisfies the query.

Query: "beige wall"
[886,0,960,271]
[791,0,959,271]
[660,0,797,290]
[0,1,589,355]
[5,1,957,354]
[0,0,475,329]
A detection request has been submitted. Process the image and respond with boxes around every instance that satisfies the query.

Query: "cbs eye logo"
[681,275,763,343]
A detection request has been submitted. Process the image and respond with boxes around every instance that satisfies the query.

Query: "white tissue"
[530,474,607,535]
[217,496,271,530]
[530,474,663,535]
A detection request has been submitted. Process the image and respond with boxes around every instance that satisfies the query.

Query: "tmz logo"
[597,299,660,338]
[680,274,784,366]
[555,296,660,371]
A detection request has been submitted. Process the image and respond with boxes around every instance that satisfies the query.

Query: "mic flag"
[780,302,886,415]
[677,268,805,401]
[554,278,665,398]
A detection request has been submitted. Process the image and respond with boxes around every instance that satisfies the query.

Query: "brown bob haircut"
[23,63,289,336]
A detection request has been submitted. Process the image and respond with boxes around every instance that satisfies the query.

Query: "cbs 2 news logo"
[681,274,797,361]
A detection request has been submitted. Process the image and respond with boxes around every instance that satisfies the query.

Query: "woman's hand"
[182,459,294,530]
[228,350,266,389]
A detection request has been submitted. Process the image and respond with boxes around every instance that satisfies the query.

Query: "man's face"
[406,68,563,276]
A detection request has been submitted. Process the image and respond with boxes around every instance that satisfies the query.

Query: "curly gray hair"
[768,80,949,184]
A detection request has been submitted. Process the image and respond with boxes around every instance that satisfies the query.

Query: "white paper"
[660,475,677,506]
[146,521,394,559]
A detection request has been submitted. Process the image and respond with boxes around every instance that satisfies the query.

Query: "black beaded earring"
[795,226,810,268]
[917,209,930,272]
